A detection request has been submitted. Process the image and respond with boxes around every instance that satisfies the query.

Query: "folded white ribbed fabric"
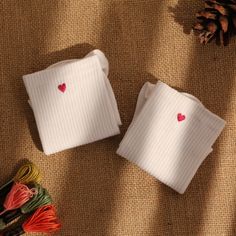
[23,49,121,155]
[117,81,226,194]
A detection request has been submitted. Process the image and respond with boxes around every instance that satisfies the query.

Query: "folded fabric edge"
[116,145,214,194]
[44,128,121,156]
[157,81,226,130]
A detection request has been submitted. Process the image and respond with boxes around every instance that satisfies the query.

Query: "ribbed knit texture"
[23,50,121,155]
[117,81,226,194]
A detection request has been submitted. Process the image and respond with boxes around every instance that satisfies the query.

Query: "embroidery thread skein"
[0,162,41,206]
[0,184,52,230]
[1,205,61,236]
[0,183,37,216]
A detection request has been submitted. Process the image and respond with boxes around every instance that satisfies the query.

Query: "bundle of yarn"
[0,162,61,235]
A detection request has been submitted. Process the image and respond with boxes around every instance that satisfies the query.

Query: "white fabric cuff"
[117,81,225,194]
[23,49,121,155]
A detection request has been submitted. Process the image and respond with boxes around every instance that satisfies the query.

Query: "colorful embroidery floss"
[0,162,41,206]
[0,183,36,216]
[0,163,60,235]
[13,163,41,184]
[0,184,52,230]
[1,205,61,236]
[21,186,51,214]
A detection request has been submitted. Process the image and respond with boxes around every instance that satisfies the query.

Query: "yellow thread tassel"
[13,162,41,184]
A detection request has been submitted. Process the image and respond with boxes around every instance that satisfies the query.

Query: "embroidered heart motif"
[177,113,185,122]
[58,83,66,93]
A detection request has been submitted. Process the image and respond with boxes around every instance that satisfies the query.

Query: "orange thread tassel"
[23,205,61,233]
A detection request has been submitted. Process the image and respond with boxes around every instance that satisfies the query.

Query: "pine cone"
[193,0,236,45]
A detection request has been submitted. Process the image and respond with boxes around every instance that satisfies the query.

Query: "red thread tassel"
[23,205,61,233]
[0,183,36,216]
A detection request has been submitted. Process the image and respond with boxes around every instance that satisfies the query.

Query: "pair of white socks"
[23,50,226,194]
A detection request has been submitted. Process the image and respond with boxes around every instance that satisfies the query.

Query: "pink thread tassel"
[0,183,36,216]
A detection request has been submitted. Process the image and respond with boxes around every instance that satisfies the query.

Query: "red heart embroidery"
[58,83,66,93]
[177,113,185,122]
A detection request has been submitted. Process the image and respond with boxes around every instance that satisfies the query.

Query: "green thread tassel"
[22,186,51,214]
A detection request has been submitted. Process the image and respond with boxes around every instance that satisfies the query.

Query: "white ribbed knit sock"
[117,81,225,194]
[23,49,121,155]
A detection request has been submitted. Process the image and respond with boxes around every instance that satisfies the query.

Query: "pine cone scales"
[193,0,236,45]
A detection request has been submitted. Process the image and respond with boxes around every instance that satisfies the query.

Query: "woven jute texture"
[0,1,235,235]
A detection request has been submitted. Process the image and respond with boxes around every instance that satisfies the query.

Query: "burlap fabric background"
[0,1,235,235]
